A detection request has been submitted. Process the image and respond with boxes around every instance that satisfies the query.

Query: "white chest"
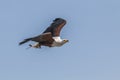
[51,41,63,47]
[51,37,63,47]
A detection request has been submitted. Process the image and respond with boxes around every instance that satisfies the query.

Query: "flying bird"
[19,18,69,48]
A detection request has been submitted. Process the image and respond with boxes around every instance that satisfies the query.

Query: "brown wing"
[43,18,66,37]
[31,32,54,43]
[53,20,66,36]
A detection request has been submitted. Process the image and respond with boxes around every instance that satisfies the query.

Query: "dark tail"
[19,38,32,45]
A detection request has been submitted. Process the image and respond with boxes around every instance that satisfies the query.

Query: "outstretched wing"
[43,18,66,37]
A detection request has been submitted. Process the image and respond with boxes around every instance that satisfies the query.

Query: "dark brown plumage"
[43,18,66,36]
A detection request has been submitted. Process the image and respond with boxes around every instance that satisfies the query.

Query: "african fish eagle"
[19,18,69,48]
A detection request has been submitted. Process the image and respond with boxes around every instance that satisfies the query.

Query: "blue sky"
[0,0,120,80]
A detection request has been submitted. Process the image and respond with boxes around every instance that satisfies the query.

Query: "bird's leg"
[29,43,41,48]
[38,43,41,48]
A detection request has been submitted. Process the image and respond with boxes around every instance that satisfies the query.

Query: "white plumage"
[52,37,63,47]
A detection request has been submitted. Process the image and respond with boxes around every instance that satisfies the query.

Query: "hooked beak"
[65,40,69,42]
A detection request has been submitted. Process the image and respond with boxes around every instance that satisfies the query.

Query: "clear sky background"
[0,0,120,80]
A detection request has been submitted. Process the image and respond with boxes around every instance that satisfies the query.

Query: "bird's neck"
[53,36,62,42]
